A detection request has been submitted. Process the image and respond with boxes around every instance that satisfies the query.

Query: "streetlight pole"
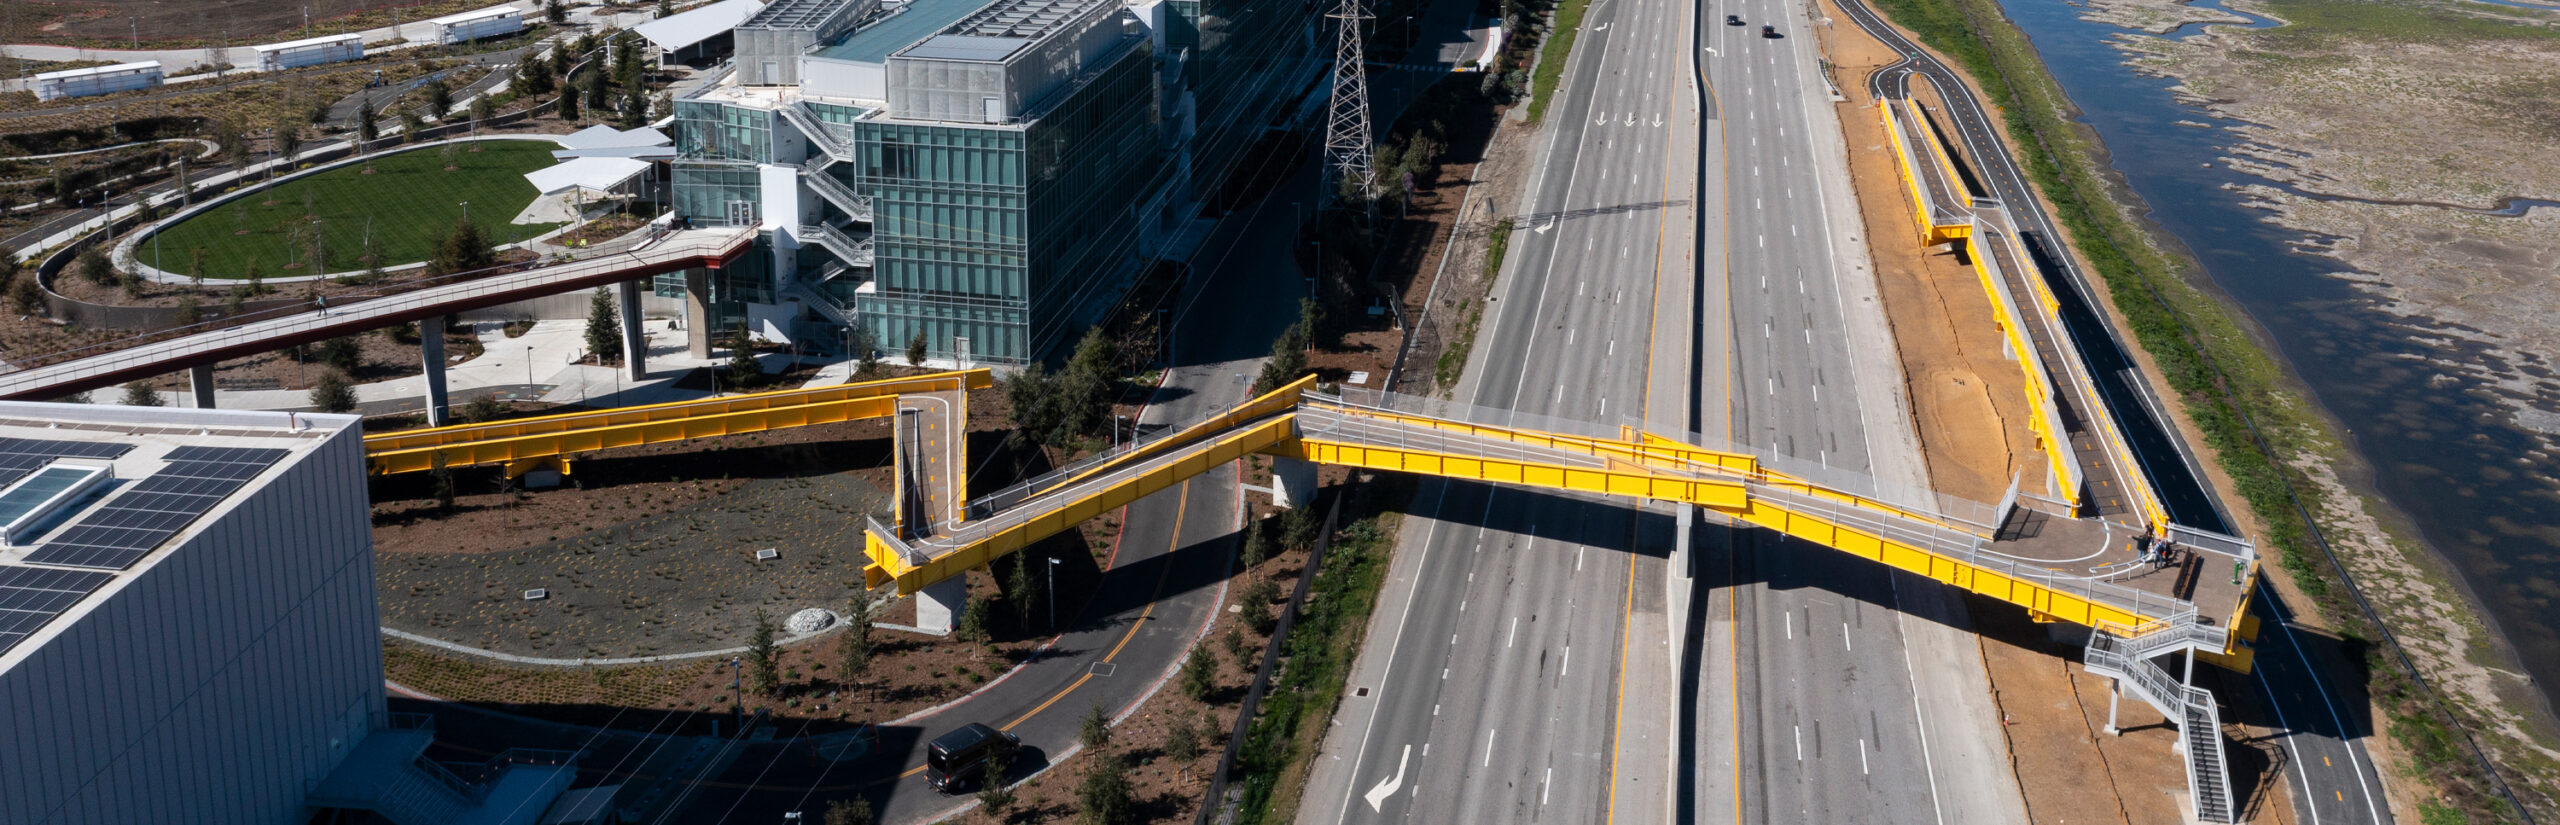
[525,345,533,389]
[729,657,743,727]
[1046,557,1060,631]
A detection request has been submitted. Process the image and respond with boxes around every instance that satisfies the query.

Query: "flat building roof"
[812,0,993,64]
[32,61,161,82]
[428,5,523,25]
[252,33,363,53]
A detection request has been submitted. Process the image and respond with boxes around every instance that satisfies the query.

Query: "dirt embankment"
[2078,0,2254,34]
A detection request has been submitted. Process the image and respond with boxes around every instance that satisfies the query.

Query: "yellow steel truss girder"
[1279,437,1750,511]
[1733,499,2159,629]
[1904,98,1979,202]
[1963,235,2083,509]
[365,369,990,454]
[363,369,991,475]
[1316,405,1762,477]
[371,396,904,475]
[864,414,1302,594]
[1025,376,1318,500]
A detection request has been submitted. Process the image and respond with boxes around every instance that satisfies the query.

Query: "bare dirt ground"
[1972,596,2299,824]
[1824,6,2044,505]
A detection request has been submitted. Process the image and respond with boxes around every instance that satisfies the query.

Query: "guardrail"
[1967,227,2085,507]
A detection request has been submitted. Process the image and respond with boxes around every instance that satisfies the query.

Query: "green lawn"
[149,140,565,280]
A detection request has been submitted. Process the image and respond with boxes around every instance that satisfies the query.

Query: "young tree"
[1006,555,1037,629]
[1252,300,1317,394]
[187,246,207,287]
[906,329,929,367]
[724,324,759,388]
[584,72,609,113]
[747,608,780,696]
[822,798,874,825]
[1178,644,1216,702]
[271,116,303,166]
[1078,701,1112,751]
[76,245,114,285]
[1240,517,1271,568]
[245,258,268,295]
[955,594,991,655]
[428,215,495,276]
[839,591,876,693]
[309,369,358,413]
[584,287,621,364]
[615,89,645,129]
[316,337,362,374]
[977,747,1015,818]
[355,96,379,143]
[119,381,164,407]
[430,453,457,513]
[850,323,881,377]
[461,393,508,424]
[7,274,42,315]
[469,96,495,129]
[424,78,453,117]
[1281,505,1319,553]
[656,0,674,18]
[545,0,568,23]
[557,84,580,121]
[173,296,202,326]
[1074,752,1133,825]
[398,108,428,140]
[1165,713,1203,764]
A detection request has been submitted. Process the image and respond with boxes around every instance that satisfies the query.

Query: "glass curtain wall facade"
[855,39,1162,364]
[1174,0,1318,201]
[671,99,780,334]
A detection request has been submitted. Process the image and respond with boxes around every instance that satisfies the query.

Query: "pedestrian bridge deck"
[863,377,2259,657]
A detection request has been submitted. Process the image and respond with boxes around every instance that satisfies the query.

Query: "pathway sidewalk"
[148,317,723,411]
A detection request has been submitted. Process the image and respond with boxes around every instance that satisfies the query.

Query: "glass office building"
[669,0,1314,364]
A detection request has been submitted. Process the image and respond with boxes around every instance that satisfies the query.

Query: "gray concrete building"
[0,404,576,825]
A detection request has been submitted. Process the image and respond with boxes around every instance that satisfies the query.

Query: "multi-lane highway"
[1296,0,1702,817]
[1693,0,2028,821]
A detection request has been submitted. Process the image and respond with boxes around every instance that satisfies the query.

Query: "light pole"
[524,345,533,388]
[1046,557,1060,631]
[729,657,743,726]
[460,200,470,222]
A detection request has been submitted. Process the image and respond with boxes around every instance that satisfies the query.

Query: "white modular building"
[0,403,577,825]
[253,33,366,71]
[29,61,164,101]
[429,5,527,45]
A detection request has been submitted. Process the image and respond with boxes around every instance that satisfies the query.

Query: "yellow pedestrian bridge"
[860,376,2260,667]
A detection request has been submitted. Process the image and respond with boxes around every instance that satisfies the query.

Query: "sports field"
[149,140,565,280]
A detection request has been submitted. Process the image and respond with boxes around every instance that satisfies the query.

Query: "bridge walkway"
[863,378,2258,655]
[0,227,755,400]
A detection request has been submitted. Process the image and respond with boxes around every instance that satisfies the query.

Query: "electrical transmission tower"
[1322,0,1375,203]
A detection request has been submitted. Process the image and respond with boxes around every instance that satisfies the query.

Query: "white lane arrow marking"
[1593,22,1610,30]
[1623,112,1636,126]
[1364,745,1411,812]
[1594,110,1607,126]
[1653,113,1664,127]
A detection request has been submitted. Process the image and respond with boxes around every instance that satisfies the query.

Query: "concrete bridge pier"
[1673,505,1694,579]
[617,279,648,380]
[187,365,216,408]
[913,575,966,635]
[1271,456,1319,509]
[420,316,451,427]
[683,267,713,360]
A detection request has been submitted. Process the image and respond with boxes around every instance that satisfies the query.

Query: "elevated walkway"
[0,227,755,400]
[1878,98,1974,245]
[363,369,992,476]
[861,377,2260,657]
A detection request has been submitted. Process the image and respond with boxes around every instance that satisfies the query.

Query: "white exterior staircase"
[2083,623,2237,823]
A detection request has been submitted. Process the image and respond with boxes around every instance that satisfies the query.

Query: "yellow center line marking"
[1602,539,1640,821]
[1001,482,1189,732]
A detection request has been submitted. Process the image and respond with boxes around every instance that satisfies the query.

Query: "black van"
[926,723,1021,793]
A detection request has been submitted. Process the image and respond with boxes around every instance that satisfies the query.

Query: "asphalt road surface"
[1696,0,2029,821]
[1296,0,1701,818]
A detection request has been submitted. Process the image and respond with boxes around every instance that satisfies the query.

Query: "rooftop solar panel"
[0,438,135,489]
[18,446,285,571]
[0,565,113,655]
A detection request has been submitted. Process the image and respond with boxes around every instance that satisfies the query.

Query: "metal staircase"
[803,166,874,223]
[779,102,855,164]
[787,280,854,326]
[2084,625,2236,823]
[799,223,874,268]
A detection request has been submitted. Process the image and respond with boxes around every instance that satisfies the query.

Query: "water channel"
[1990,0,2560,716]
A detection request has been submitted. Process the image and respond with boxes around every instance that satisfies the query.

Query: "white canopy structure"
[524,157,652,198]
[634,0,767,56]
[551,125,676,160]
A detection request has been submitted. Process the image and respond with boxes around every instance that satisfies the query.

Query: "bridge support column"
[913,575,966,636]
[420,317,451,427]
[2104,678,2121,736]
[1271,456,1319,509]
[187,364,216,408]
[684,267,713,360]
[1673,505,1695,580]
[618,279,648,380]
